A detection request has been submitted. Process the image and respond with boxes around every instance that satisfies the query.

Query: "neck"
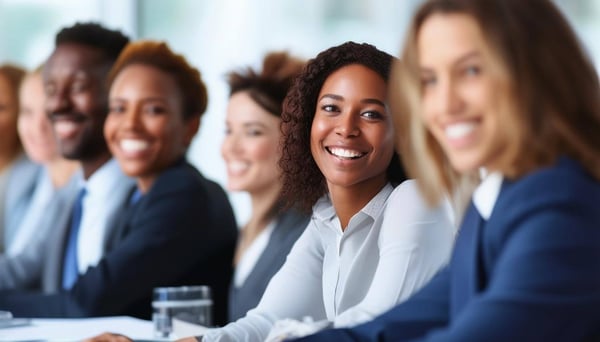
[329,176,388,231]
[0,148,21,172]
[48,158,80,187]
[246,184,281,234]
[81,152,111,180]
[234,183,281,265]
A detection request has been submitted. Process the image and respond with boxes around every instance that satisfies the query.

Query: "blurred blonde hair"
[391,0,600,206]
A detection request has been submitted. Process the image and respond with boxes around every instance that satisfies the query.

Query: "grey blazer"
[0,174,78,290]
[2,155,40,252]
[228,208,310,322]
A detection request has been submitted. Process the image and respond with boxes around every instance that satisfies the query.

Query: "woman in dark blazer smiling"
[101,40,238,325]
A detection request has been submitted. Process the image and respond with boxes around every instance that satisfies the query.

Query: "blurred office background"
[1,0,598,225]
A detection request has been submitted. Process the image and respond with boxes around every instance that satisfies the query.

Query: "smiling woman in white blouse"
[179,41,456,342]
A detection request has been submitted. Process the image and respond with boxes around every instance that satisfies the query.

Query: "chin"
[448,157,482,174]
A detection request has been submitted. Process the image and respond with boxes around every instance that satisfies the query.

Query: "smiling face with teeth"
[105,63,198,192]
[310,63,394,197]
[418,13,511,173]
[44,43,113,175]
[221,91,282,195]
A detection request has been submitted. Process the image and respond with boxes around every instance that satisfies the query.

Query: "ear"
[183,115,200,147]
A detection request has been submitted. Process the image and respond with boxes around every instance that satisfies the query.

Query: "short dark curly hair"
[107,40,208,120]
[56,22,129,64]
[280,41,407,212]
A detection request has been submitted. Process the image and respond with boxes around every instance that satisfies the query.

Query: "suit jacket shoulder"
[228,208,310,321]
[78,160,237,324]
[0,160,238,326]
[3,155,41,250]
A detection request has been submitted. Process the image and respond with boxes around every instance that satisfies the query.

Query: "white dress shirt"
[203,180,456,341]
[76,158,134,273]
[472,171,503,220]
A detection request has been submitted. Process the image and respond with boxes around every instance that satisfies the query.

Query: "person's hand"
[82,332,133,342]
[174,337,200,342]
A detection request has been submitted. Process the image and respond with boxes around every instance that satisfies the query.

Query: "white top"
[76,158,134,273]
[233,220,277,288]
[203,180,456,341]
[7,169,55,256]
[472,171,503,220]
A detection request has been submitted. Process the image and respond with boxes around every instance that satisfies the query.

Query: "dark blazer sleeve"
[298,158,600,342]
[0,162,238,325]
[293,266,450,342]
[408,162,600,342]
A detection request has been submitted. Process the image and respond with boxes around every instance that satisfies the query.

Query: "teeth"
[328,147,364,159]
[227,161,249,174]
[120,139,149,153]
[445,122,476,139]
[53,121,79,137]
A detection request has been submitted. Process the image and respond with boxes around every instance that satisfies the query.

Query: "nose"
[438,78,465,115]
[121,107,142,130]
[45,87,71,115]
[334,111,360,138]
[221,130,242,157]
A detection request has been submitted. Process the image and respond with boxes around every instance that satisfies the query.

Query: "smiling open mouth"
[326,147,367,160]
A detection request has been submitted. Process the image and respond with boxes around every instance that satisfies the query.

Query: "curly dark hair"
[280,41,407,212]
[227,51,305,117]
[56,22,129,64]
[107,40,208,120]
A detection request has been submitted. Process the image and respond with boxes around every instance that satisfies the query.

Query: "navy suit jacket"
[228,208,309,321]
[0,160,238,327]
[298,157,600,341]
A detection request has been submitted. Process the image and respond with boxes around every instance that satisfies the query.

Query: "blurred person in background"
[0,22,135,317]
[222,51,311,322]
[100,39,238,324]
[0,65,79,289]
[0,64,39,254]
[0,39,239,324]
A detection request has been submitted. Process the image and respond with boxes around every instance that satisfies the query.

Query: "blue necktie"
[62,187,87,290]
[129,188,143,206]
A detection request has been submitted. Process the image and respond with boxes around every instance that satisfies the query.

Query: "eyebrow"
[420,50,481,71]
[455,51,480,64]
[242,121,268,128]
[225,120,269,128]
[109,96,167,103]
[319,94,386,107]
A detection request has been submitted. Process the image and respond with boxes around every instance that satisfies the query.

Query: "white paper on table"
[172,318,209,339]
[0,316,154,341]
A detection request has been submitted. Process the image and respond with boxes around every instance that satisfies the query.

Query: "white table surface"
[0,316,156,341]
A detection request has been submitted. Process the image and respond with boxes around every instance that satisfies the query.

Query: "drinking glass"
[152,285,212,339]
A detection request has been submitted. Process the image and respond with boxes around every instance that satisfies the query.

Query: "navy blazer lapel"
[105,185,140,251]
[450,200,485,317]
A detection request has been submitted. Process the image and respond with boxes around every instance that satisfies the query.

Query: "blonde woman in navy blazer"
[297,0,600,341]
